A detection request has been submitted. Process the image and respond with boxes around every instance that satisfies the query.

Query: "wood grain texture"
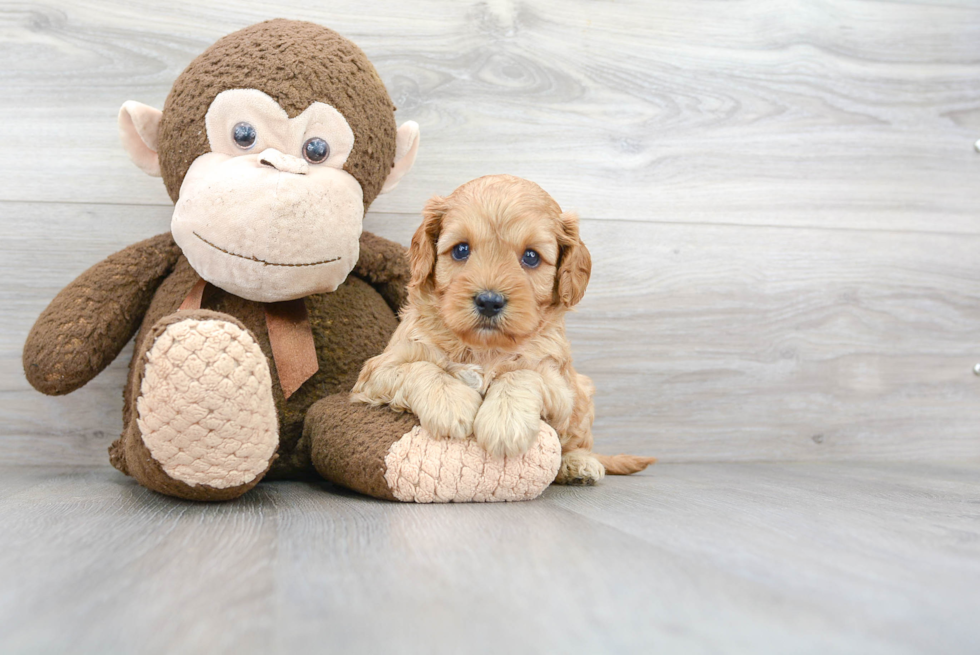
[2,0,980,465]
[1,463,978,654]
[0,0,979,231]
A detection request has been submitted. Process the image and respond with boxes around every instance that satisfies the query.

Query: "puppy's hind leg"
[554,449,605,486]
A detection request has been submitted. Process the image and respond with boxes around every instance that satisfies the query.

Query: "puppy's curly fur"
[352,175,654,485]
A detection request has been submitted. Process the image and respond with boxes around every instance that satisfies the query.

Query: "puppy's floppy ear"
[409,195,449,290]
[554,211,591,307]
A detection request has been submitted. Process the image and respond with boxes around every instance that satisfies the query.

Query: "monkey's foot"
[114,312,279,501]
[306,394,562,503]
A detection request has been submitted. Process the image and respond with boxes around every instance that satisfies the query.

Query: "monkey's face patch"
[171,89,364,302]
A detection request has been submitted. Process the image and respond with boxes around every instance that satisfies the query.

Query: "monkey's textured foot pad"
[384,422,562,503]
[136,317,278,490]
[306,394,561,503]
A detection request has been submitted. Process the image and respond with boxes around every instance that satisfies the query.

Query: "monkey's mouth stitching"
[193,232,341,267]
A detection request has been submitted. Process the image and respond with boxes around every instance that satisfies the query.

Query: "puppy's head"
[409,174,591,350]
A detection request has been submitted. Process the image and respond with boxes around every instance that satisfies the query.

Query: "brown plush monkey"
[23,20,560,503]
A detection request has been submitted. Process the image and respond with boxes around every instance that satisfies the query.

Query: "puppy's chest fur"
[423,323,575,400]
[444,357,517,397]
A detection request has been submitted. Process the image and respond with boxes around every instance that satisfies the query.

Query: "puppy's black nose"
[474,291,507,318]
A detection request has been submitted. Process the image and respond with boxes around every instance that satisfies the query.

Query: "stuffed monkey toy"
[23,20,561,503]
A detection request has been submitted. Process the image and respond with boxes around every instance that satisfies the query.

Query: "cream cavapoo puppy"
[352,175,654,485]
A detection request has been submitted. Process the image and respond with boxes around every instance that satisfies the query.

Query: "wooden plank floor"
[1,462,978,654]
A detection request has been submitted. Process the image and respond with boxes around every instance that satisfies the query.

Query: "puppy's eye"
[451,243,470,261]
[233,122,257,150]
[303,137,330,163]
[521,249,540,268]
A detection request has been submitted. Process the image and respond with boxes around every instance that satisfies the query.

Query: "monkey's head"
[117,20,420,302]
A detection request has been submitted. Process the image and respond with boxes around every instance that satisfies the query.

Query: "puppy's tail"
[594,453,657,476]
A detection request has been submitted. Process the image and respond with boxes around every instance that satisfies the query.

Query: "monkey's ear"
[118,101,163,177]
[380,121,420,194]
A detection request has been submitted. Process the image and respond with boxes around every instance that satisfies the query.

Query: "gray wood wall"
[2,0,978,465]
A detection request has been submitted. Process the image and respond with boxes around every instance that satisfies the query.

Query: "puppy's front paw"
[554,451,605,486]
[415,380,483,440]
[474,395,542,458]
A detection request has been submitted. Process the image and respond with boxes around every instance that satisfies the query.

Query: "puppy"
[351,175,655,485]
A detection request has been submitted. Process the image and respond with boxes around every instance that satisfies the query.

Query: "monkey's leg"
[109,310,278,501]
[304,394,562,503]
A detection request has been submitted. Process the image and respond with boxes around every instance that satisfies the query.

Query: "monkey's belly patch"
[136,318,278,489]
[383,421,562,503]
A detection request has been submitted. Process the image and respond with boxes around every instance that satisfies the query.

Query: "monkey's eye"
[451,243,470,261]
[303,137,330,164]
[232,122,257,150]
[521,249,540,268]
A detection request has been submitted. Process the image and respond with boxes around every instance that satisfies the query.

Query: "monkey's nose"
[474,291,507,318]
[257,148,309,175]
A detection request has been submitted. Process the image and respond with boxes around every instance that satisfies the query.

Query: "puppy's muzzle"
[474,291,507,318]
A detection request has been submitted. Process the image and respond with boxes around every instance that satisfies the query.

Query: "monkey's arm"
[352,231,411,314]
[23,232,183,396]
